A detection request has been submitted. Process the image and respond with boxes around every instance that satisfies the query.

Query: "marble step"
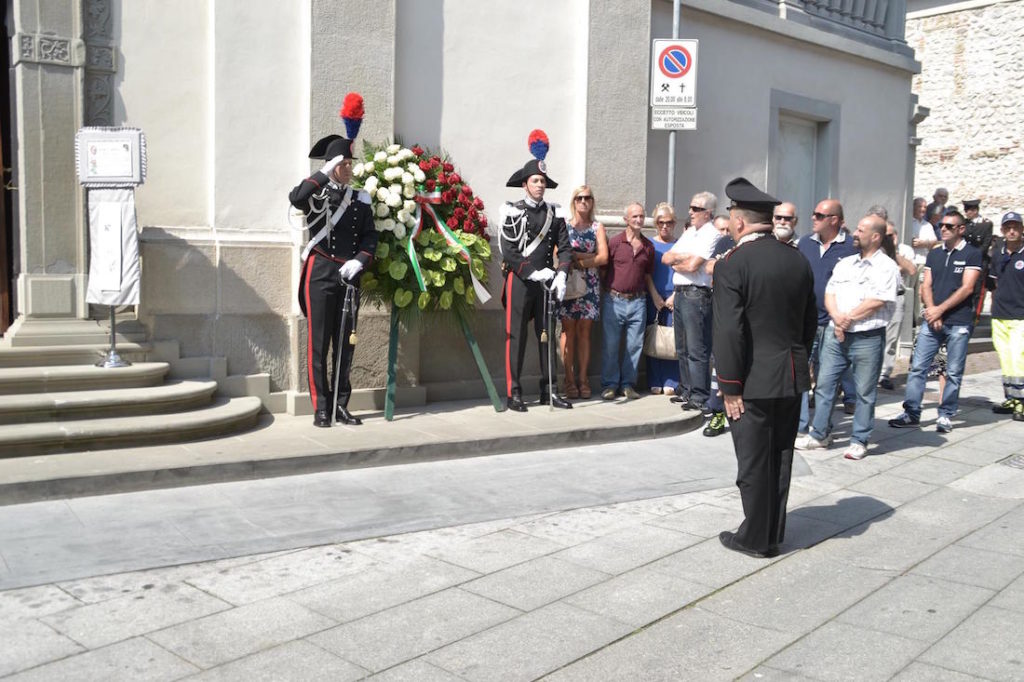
[0,380,218,424]
[0,396,263,457]
[0,362,169,395]
[0,343,153,368]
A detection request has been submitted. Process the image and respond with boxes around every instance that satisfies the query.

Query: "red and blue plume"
[339,92,364,140]
[528,129,549,161]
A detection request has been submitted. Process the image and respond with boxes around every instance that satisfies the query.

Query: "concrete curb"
[0,410,703,505]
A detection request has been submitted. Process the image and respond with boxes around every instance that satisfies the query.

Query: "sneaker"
[936,416,953,433]
[993,398,1017,415]
[623,386,640,400]
[601,388,616,401]
[888,412,920,428]
[879,377,895,390]
[843,442,868,460]
[703,412,727,437]
[650,386,663,395]
[795,433,831,450]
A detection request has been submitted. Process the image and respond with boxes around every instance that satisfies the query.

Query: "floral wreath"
[352,141,493,318]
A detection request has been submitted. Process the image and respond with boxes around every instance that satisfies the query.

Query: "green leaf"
[477,242,491,259]
[439,291,453,310]
[432,271,446,288]
[465,287,475,305]
[416,230,431,247]
[423,247,442,262]
[394,288,413,308]
[418,292,432,309]
[471,259,484,279]
[388,260,408,280]
[459,232,477,246]
[375,242,390,260]
[441,256,457,272]
[453,277,465,294]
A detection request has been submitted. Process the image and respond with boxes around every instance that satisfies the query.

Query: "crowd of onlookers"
[555,184,1024,457]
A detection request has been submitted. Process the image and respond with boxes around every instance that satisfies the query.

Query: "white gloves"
[319,154,348,176]
[528,268,555,283]
[339,260,363,281]
[552,271,567,301]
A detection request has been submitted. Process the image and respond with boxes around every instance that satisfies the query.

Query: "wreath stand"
[383,306,504,421]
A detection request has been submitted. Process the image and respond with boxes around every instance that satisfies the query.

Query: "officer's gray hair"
[692,191,717,213]
[867,205,888,220]
[623,201,645,218]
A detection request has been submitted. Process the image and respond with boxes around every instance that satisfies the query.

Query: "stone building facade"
[4,0,921,413]
[907,0,1024,217]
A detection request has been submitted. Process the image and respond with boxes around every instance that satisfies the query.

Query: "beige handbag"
[643,309,676,360]
[563,268,588,300]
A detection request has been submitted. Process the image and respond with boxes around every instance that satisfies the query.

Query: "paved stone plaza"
[1,369,1022,680]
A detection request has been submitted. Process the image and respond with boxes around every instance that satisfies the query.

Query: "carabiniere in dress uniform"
[289,92,377,427]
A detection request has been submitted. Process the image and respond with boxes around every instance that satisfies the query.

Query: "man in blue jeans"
[890,211,981,433]
[795,215,900,460]
[601,202,657,400]
[797,199,858,437]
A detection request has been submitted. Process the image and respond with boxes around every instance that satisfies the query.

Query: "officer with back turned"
[713,177,817,559]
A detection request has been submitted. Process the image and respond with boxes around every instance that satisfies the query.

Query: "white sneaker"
[795,433,831,450]
[936,416,953,433]
[843,442,868,460]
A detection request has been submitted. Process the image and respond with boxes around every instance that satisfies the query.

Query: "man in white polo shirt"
[662,191,722,413]
[796,214,901,460]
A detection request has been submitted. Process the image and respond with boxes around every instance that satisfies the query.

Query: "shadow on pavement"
[782,495,895,553]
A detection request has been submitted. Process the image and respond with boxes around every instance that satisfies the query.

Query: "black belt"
[609,289,645,300]
[674,284,710,292]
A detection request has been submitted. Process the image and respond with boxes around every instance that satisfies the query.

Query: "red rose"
[469,207,478,220]
[444,190,456,203]
[473,197,484,209]
[463,219,474,232]
[448,173,461,184]
[453,207,465,220]
[419,160,431,172]
[411,145,424,156]
[425,179,436,191]
[442,162,454,172]
[461,184,472,196]
[447,217,459,229]
[480,215,488,227]
[436,173,446,185]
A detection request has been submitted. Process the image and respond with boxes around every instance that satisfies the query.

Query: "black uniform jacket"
[964,218,994,264]
[712,234,817,399]
[501,200,573,280]
[289,171,378,266]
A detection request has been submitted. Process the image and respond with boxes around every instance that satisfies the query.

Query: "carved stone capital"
[12,33,85,67]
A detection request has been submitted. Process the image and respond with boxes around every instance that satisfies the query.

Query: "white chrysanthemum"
[413,168,426,183]
[403,200,416,213]
[387,155,400,167]
[402,172,413,185]
[386,143,400,154]
[397,210,410,224]
[383,218,396,230]
[352,163,364,178]
[386,192,402,208]
[375,188,390,203]
[403,185,416,199]
[389,183,402,196]
[373,151,387,163]
[374,220,386,232]
[405,213,418,228]
[388,168,405,182]
[399,148,414,161]
[364,176,379,192]
[393,223,407,240]
[374,202,390,218]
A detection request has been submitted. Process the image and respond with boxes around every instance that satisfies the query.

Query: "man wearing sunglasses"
[662,192,722,413]
[772,202,799,246]
[796,199,858,437]
[889,211,981,433]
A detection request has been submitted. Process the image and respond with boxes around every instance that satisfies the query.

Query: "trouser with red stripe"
[302,253,359,413]
[504,272,551,397]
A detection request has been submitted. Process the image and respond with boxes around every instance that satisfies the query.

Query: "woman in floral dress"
[558,185,608,398]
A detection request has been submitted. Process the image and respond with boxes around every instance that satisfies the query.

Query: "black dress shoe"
[313,410,331,428]
[540,393,573,409]
[681,399,703,412]
[879,377,895,390]
[669,395,688,404]
[506,394,528,412]
[718,531,778,559]
[335,406,363,425]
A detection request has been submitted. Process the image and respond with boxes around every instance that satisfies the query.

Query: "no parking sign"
[650,39,698,107]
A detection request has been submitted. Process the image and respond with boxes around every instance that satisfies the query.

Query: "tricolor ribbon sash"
[408,192,492,304]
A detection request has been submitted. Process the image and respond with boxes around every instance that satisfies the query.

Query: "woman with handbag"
[557,185,608,398]
[645,202,681,394]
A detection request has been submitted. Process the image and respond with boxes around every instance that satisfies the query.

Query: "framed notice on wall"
[74,126,147,188]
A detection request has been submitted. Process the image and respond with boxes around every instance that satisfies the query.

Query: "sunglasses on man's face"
[939,222,961,229]
[688,205,707,213]
[811,212,837,221]
[773,215,795,222]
